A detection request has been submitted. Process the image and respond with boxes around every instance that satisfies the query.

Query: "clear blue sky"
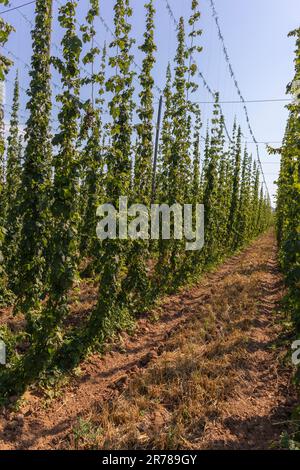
[3,0,300,203]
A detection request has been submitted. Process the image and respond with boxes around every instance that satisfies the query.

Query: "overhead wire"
[0,0,36,15]
[163,0,233,143]
[2,0,284,194]
[208,0,271,200]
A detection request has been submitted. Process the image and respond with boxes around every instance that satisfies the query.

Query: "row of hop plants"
[0,0,14,306]
[272,28,300,449]
[275,30,300,349]
[0,0,272,398]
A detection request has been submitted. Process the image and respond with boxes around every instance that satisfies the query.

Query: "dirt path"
[0,231,297,450]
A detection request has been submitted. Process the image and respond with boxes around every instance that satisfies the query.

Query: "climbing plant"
[276,28,300,328]
[0,0,14,305]
[86,0,135,343]
[14,0,53,330]
[42,0,83,347]
[79,0,106,262]
[0,0,274,396]
[123,0,157,310]
[3,72,23,290]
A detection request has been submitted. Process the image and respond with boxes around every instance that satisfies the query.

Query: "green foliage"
[228,125,242,249]
[134,0,156,204]
[0,0,14,81]
[203,94,224,262]
[187,0,202,98]
[0,0,15,304]
[40,0,82,347]
[158,17,191,284]
[192,107,201,204]
[79,1,105,261]
[123,0,157,310]
[0,0,273,398]
[86,0,135,344]
[156,64,172,201]
[14,0,53,328]
[169,17,191,205]
[235,148,252,247]
[276,28,300,329]
[3,73,22,291]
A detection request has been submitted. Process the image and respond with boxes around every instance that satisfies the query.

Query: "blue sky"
[2,0,300,203]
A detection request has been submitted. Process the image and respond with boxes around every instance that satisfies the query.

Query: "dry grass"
[66,238,295,450]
